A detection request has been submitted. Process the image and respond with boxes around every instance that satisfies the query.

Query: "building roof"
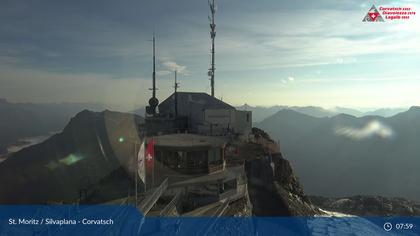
[152,133,227,148]
[159,92,235,111]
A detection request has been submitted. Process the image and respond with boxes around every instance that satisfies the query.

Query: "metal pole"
[135,143,138,205]
[152,138,155,188]
[144,135,147,193]
[210,0,216,97]
[152,158,155,188]
[174,70,177,93]
[152,35,156,99]
[174,70,179,117]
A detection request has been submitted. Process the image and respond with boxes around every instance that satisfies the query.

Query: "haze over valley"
[256,106,420,201]
[2,97,418,203]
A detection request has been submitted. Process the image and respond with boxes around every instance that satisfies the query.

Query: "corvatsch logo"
[362,5,385,22]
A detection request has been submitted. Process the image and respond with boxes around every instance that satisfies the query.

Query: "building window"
[246,113,250,122]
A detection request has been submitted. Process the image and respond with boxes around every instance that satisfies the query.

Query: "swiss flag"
[145,138,154,171]
[369,12,379,21]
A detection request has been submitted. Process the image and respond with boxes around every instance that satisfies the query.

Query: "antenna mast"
[174,70,180,117]
[208,0,216,97]
[152,34,156,98]
[174,70,179,93]
[146,34,159,115]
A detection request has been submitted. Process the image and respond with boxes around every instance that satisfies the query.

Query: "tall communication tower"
[208,0,216,97]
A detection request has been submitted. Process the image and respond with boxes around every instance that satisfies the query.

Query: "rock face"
[0,110,143,204]
[243,128,320,216]
[310,195,420,216]
[245,154,320,216]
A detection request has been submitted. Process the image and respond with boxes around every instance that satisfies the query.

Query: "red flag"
[145,138,154,171]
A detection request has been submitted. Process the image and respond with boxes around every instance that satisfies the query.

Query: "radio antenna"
[146,33,159,115]
[174,70,180,117]
[208,0,216,97]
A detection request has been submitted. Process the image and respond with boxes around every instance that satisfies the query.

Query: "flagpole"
[152,139,155,187]
[135,142,138,206]
[144,140,147,192]
[144,138,147,192]
[152,162,155,188]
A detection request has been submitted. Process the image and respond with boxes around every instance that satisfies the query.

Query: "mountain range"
[1,98,405,155]
[1,98,418,201]
[1,102,420,214]
[0,110,143,203]
[237,104,407,122]
[256,106,420,201]
[0,99,105,154]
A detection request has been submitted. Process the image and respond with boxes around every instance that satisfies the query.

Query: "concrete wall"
[232,110,252,136]
[204,109,235,124]
[158,94,252,136]
[197,109,231,135]
[199,109,252,136]
[159,98,204,133]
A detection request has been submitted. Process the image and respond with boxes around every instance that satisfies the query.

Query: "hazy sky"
[1,0,419,111]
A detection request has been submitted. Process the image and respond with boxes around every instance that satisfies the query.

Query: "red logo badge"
[369,12,379,21]
[363,5,384,22]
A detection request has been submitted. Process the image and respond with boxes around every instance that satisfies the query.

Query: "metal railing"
[198,200,230,236]
[159,190,182,216]
[138,178,168,215]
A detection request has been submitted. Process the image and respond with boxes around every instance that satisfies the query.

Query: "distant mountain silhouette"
[233,104,283,123]
[237,105,336,122]
[0,99,106,153]
[289,106,336,118]
[331,107,364,117]
[237,104,408,123]
[256,107,420,201]
[0,110,143,203]
[364,108,407,117]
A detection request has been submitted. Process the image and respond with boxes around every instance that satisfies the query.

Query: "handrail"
[198,200,230,236]
[138,178,168,215]
[159,190,182,216]
[213,200,230,217]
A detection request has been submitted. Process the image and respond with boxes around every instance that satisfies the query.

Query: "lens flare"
[334,120,394,140]
[59,154,84,166]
